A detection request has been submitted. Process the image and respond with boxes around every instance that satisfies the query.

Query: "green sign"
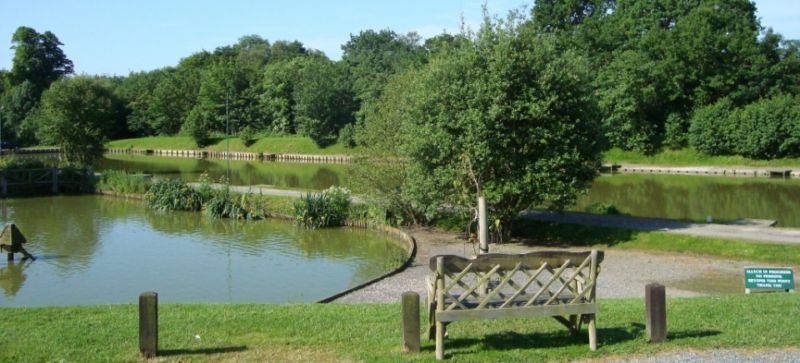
[744,267,795,292]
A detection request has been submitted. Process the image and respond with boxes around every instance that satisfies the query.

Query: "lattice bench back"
[429,250,603,314]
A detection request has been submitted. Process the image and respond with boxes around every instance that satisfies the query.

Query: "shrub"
[98,170,149,194]
[145,178,203,211]
[293,186,351,228]
[688,98,736,155]
[337,123,357,148]
[663,113,689,149]
[733,94,800,159]
[584,202,621,215]
[239,126,256,147]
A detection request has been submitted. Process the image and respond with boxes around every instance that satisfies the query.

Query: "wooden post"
[645,283,667,343]
[478,197,488,255]
[139,292,158,358]
[435,257,446,360]
[401,291,420,353]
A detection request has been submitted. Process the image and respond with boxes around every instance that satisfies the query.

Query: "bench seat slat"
[436,302,597,322]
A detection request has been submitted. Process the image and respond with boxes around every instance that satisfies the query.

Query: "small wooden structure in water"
[0,223,35,261]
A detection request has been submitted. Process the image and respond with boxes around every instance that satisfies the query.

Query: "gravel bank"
[334,227,796,303]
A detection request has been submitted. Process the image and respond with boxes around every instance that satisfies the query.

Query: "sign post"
[744,267,795,294]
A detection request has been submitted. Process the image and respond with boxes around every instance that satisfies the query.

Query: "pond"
[576,174,800,227]
[96,154,349,191]
[0,195,408,307]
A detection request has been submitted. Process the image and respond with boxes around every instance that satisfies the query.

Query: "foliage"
[239,125,256,147]
[688,98,736,155]
[689,94,800,159]
[97,170,149,194]
[732,94,800,159]
[340,29,425,106]
[144,178,204,211]
[293,186,351,228]
[204,188,249,219]
[0,156,48,171]
[399,14,602,237]
[261,55,356,146]
[583,202,621,215]
[352,69,426,226]
[8,26,73,92]
[337,123,356,148]
[34,76,119,166]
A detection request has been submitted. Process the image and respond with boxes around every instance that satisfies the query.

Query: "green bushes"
[98,170,149,194]
[144,178,204,211]
[293,186,351,228]
[689,94,800,159]
[584,202,621,215]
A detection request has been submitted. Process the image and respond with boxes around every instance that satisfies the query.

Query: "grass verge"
[603,147,800,167]
[107,136,358,155]
[1,295,798,362]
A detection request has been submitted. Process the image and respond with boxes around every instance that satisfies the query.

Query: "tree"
[398,14,602,236]
[35,77,119,166]
[340,29,425,107]
[8,26,73,92]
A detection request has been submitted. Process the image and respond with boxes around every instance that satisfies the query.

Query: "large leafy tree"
[340,29,425,109]
[35,77,119,166]
[260,55,355,146]
[397,15,602,236]
[8,26,73,92]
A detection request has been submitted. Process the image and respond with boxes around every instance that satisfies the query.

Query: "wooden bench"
[426,250,603,359]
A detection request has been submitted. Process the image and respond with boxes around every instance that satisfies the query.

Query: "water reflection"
[96,154,348,190]
[578,174,800,227]
[0,260,31,296]
[0,195,406,305]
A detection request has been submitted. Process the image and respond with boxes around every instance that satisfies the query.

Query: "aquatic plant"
[145,178,203,211]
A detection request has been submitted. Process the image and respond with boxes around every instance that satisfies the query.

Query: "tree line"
[1,1,799,235]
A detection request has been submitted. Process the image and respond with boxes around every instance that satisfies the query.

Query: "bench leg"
[588,314,597,351]
[435,319,445,360]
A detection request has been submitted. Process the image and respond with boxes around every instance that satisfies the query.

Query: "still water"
[0,195,407,306]
[96,154,348,190]
[576,174,800,227]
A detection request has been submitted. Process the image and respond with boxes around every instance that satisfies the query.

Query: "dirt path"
[334,227,797,303]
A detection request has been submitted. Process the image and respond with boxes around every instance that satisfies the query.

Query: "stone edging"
[317,225,417,303]
[106,147,352,163]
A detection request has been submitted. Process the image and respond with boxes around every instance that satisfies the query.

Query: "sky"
[0,0,798,76]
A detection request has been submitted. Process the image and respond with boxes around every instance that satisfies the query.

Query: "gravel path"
[585,348,800,363]
[334,227,797,303]
[523,211,800,245]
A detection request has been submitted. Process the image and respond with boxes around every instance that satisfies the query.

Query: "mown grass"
[1,295,798,362]
[513,219,800,266]
[604,147,800,167]
[107,136,358,155]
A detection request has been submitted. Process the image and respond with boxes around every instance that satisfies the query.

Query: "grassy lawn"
[1,294,797,362]
[512,219,800,266]
[107,136,358,155]
[603,148,800,168]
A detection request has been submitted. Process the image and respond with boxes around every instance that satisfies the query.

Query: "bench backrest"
[430,250,603,310]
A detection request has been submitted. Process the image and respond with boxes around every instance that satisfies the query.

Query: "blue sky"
[1,0,798,76]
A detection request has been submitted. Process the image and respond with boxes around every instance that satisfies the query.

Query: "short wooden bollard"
[401,291,420,353]
[645,283,666,343]
[139,292,158,358]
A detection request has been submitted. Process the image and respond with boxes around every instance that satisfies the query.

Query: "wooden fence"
[0,168,92,196]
